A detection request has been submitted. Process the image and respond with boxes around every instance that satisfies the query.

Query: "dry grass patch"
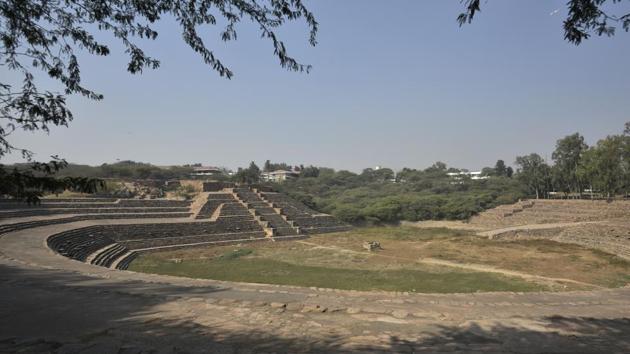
[129,226,630,292]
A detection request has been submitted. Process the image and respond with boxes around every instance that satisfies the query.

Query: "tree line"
[515,122,630,199]
[2,0,625,203]
[265,122,630,224]
[273,162,526,224]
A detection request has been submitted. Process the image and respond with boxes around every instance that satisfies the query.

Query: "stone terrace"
[260,191,351,234]
[234,187,299,236]
[194,193,234,219]
[469,199,630,229]
[0,198,193,220]
[47,219,267,270]
[4,190,350,272]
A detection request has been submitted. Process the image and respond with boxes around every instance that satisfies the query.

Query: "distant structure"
[191,166,224,177]
[447,171,488,181]
[262,169,300,183]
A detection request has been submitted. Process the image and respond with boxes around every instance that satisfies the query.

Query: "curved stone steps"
[111,251,138,270]
[0,213,193,235]
[48,227,115,262]
[90,243,129,267]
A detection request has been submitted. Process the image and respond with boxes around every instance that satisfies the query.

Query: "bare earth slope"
[411,199,630,260]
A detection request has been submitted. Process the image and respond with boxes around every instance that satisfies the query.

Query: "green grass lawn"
[127,226,630,292]
[129,248,545,293]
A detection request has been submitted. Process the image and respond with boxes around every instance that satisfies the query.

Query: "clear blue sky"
[3,0,629,172]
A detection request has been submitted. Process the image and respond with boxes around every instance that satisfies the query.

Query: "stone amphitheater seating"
[195,200,223,219]
[0,197,119,204]
[5,191,350,271]
[0,202,117,210]
[116,200,191,207]
[0,197,193,221]
[254,191,350,234]
[47,226,116,262]
[90,243,129,268]
[0,198,190,210]
[203,181,235,192]
[258,214,297,236]
[45,198,120,203]
[46,218,267,269]
[218,202,251,217]
[0,207,191,219]
[195,194,235,219]
[290,216,352,233]
[469,200,630,228]
[260,193,318,215]
[101,219,264,242]
[120,231,266,249]
[0,213,192,235]
[234,188,298,236]
[115,252,138,270]
[206,193,235,200]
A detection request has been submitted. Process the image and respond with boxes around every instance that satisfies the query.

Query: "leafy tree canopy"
[515,153,551,199]
[459,0,630,44]
[552,133,588,194]
[0,0,317,200]
[233,161,261,184]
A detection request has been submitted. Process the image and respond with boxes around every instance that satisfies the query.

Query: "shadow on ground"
[0,264,629,353]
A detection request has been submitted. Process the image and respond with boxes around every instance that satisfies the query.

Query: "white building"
[191,166,224,177]
[446,171,489,180]
[261,169,299,183]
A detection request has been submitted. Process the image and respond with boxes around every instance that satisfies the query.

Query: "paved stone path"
[1,220,629,353]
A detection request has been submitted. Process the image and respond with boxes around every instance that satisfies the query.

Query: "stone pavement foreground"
[1,220,629,353]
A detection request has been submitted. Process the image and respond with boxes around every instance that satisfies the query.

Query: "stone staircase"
[189,192,210,219]
[230,189,277,238]
[252,188,302,234]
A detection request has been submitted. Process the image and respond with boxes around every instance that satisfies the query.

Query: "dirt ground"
[131,227,630,291]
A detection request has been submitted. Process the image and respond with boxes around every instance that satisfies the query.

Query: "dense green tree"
[552,133,588,195]
[515,153,551,199]
[272,125,630,224]
[249,161,261,175]
[263,160,304,172]
[583,136,626,198]
[262,160,293,172]
[233,161,261,184]
[577,147,599,198]
[0,159,103,203]
[55,161,195,180]
[481,163,512,178]
[494,160,508,177]
[360,168,394,183]
[426,161,447,173]
[301,166,320,178]
[275,162,527,224]
[577,123,630,199]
